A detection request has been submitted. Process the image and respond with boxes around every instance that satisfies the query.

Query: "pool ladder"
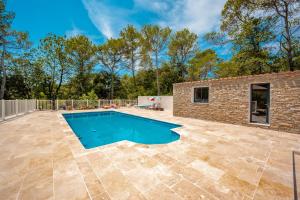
[293,151,300,200]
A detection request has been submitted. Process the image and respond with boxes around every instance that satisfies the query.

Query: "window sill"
[192,102,209,105]
[249,122,270,127]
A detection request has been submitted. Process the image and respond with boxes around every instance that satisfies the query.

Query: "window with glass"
[193,87,209,103]
[250,83,270,124]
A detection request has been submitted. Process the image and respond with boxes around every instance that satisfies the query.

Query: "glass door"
[250,83,270,124]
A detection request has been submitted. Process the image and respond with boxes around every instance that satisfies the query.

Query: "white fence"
[54,99,137,110]
[1,99,37,121]
[0,99,137,122]
[138,96,173,111]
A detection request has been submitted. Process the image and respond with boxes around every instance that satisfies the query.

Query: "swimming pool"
[63,111,181,149]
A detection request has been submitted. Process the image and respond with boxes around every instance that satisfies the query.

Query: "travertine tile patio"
[0,108,299,200]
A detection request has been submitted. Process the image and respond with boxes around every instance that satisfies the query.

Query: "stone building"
[173,71,300,134]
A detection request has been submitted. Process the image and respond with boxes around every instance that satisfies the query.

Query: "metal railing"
[293,151,299,200]
[0,99,137,122]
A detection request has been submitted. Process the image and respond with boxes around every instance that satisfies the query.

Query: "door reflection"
[250,83,270,124]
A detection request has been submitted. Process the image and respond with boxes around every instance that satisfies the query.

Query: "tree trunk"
[132,68,136,88]
[178,63,185,79]
[131,56,136,88]
[0,44,6,100]
[111,73,114,99]
[283,1,294,71]
[52,67,64,110]
[52,96,56,111]
[273,0,295,71]
[155,52,160,96]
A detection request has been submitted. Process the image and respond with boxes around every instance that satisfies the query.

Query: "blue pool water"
[63,111,181,149]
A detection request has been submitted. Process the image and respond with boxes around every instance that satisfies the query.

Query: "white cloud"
[82,0,133,39]
[82,0,226,39]
[133,0,170,13]
[182,0,226,33]
[65,24,101,43]
[82,0,113,38]
[135,0,226,34]
[65,25,85,38]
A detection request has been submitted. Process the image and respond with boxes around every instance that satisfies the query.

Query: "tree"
[65,35,96,97]
[79,90,98,100]
[93,71,111,99]
[205,0,275,75]
[3,51,45,99]
[188,49,219,80]
[159,62,179,95]
[119,75,139,99]
[4,73,31,99]
[141,25,171,96]
[168,29,198,80]
[234,18,276,74]
[120,25,141,89]
[93,71,123,99]
[135,68,157,96]
[258,0,300,71]
[38,34,71,109]
[0,1,30,99]
[97,38,124,99]
[219,0,300,72]
[215,60,240,78]
[7,49,40,98]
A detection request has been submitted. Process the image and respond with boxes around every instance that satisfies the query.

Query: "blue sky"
[8,0,230,59]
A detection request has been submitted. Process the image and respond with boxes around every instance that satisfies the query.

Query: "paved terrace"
[0,108,299,200]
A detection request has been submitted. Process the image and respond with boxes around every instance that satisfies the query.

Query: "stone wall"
[173,71,300,134]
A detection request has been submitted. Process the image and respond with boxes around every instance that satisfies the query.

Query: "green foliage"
[168,29,198,79]
[0,0,30,99]
[141,25,171,95]
[215,60,240,78]
[38,34,71,102]
[134,68,157,96]
[159,63,179,95]
[204,32,227,46]
[97,38,124,99]
[79,90,98,100]
[203,0,284,76]
[221,0,255,34]
[221,0,275,74]
[93,71,124,99]
[4,74,31,99]
[219,0,300,72]
[188,49,219,80]
[4,50,41,99]
[231,50,272,75]
[258,0,300,71]
[120,25,141,87]
[119,75,135,99]
[141,25,171,65]
[65,35,96,96]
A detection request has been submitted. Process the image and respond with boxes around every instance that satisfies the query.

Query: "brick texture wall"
[173,71,300,134]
